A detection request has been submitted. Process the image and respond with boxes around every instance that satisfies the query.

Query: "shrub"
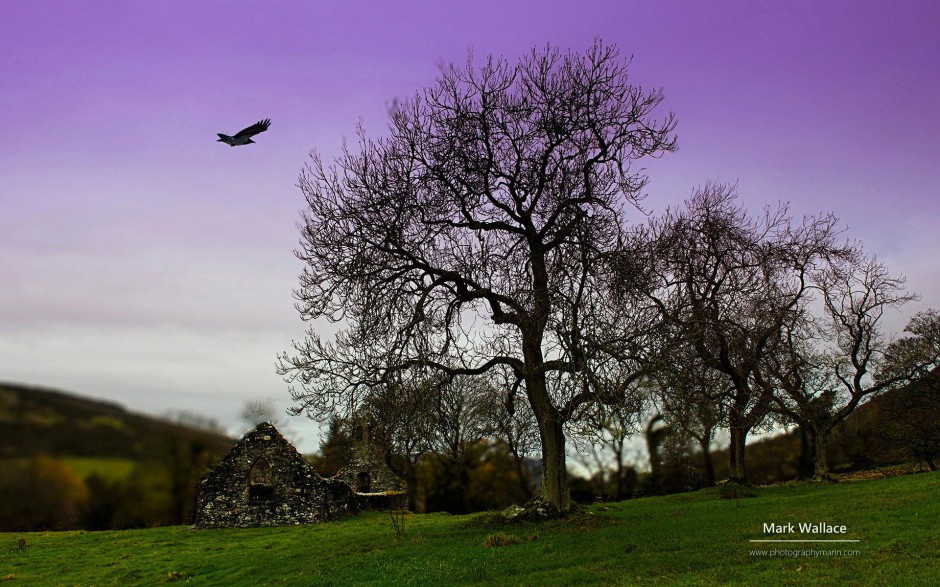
[482,532,523,548]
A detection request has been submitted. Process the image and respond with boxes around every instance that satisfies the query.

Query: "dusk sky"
[3,1,939,451]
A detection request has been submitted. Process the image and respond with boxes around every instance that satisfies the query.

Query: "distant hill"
[0,381,234,460]
[0,382,239,530]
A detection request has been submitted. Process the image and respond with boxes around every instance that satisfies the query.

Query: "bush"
[0,456,90,531]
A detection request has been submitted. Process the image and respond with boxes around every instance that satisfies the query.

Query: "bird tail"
[217,134,230,141]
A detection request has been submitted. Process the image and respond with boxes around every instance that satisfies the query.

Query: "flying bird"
[217,118,271,146]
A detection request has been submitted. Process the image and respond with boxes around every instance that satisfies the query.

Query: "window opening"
[248,458,275,503]
[356,471,371,493]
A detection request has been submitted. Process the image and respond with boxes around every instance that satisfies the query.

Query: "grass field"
[2,471,937,586]
[59,457,138,483]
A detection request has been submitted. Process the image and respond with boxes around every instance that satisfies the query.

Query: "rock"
[504,497,563,521]
[502,505,525,519]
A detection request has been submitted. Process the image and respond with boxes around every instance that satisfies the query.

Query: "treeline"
[299,269,939,509]
[0,439,227,532]
[308,379,539,514]
[311,366,937,514]
[0,383,234,532]
[2,370,932,531]
[584,372,939,498]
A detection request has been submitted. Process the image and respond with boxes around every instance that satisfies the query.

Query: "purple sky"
[2,1,939,451]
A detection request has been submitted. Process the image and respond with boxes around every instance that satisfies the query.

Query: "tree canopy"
[278,40,677,511]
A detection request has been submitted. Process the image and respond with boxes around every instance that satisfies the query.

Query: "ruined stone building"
[192,422,406,529]
[334,434,408,510]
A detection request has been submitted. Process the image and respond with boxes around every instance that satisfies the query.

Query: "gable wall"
[193,423,352,528]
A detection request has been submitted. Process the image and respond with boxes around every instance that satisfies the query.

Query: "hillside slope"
[0,382,233,460]
[0,382,237,531]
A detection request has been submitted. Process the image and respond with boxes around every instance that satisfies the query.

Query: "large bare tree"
[767,256,917,480]
[277,40,677,512]
[638,183,852,484]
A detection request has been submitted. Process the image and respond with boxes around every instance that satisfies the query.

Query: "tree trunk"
[614,443,626,499]
[645,415,665,492]
[699,436,715,487]
[812,428,833,482]
[727,424,749,484]
[403,459,419,512]
[521,326,571,513]
[798,426,815,480]
[512,454,533,500]
[535,412,571,513]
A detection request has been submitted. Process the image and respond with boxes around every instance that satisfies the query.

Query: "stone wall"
[334,442,408,495]
[355,492,408,511]
[193,422,410,529]
[192,422,352,528]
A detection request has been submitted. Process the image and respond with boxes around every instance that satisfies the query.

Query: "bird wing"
[233,119,271,139]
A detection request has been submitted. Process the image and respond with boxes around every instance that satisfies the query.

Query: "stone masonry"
[192,422,352,528]
[192,422,407,529]
[334,439,408,511]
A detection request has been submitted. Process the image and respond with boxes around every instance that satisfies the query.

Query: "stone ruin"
[191,422,406,529]
[335,434,408,512]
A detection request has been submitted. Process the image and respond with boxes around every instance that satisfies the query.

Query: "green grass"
[59,457,137,482]
[2,472,937,586]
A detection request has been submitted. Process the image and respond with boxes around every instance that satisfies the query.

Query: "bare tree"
[240,398,279,430]
[360,375,436,466]
[475,370,539,497]
[571,394,645,499]
[278,40,677,512]
[882,309,940,382]
[768,256,917,480]
[878,309,940,470]
[427,376,488,460]
[879,379,940,471]
[652,357,726,487]
[638,183,852,484]
[569,358,649,499]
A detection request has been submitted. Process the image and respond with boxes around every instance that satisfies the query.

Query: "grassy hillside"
[0,382,233,460]
[0,382,236,531]
[57,457,138,483]
[2,472,936,586]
